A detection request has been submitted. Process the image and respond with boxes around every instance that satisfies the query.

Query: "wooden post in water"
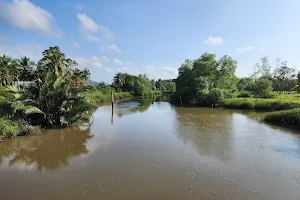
[111,90,114,108]
[111,90,114,125]
[179,96,183,107]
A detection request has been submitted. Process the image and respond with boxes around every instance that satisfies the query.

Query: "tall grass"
[222,98,300,111]
[0,118,20,139]
[84,90,132,105]
[264,108,300,126]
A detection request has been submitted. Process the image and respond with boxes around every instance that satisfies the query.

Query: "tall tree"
[273,58,296,92]
[0,55,20,86]
[22,46,90,127]
[17,56,35,81]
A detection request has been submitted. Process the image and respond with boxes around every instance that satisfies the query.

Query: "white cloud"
[77,13,115,40]
[87,34,100,41]
[75,56,110,69]
[0,0,62,37]
[72,42,80,48]
[259,48,268,52]
[145,66,178,80]
[203,35,224,45]
[101,44,122,54]
[113,58,123,65]
[236,46,255,53]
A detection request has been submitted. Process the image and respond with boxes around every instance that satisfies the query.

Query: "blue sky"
[0,0,299,82]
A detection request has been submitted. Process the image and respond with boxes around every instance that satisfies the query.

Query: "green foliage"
[155,79,176,92]
[223,98,299,111]
[222,99,255,109]
[237,91,253,98]
[264,108,300,126]
[237,77,254,91]
[250,78,273,98]
[0,55,20,86]
[133,75,153,96]
[20,46,91,127]
[112,72,157,96]
[85,90,131,105]
[0,118,20,139]
[17,56,35,81]
[206,88,224,107]
[171,53,237,106]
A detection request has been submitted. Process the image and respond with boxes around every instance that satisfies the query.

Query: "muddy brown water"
[0,100,300,200]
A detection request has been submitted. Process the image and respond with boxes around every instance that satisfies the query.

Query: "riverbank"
[221,94,300,128]
[264,108,300,127]
[222,97,300,111]
[0,91,163,141]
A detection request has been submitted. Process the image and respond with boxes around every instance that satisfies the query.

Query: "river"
[0,98,300,200]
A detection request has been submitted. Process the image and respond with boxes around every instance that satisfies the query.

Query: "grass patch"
[222,97,300,111]
[264,108,300,126]
[84,90,132,106]
[0,118,20,139]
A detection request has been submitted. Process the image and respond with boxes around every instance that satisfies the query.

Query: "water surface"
[1,99,300,200]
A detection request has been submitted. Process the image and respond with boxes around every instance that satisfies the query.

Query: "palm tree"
[22,46,90,127]
[17,56,35,81]
[113,72,126,91]
[37,46,77,79]
[0,55,20,86]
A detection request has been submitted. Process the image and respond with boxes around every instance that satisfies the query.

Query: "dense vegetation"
[0,46,94,139]
[1,47,299,139]
[111,72,174,96]
[171,53,299,127]
[0,46,171,140]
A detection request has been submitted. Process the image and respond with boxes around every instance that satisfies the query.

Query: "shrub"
[222,99,254,109]
[206,88,224,107]
[237,91,252,98]
[254,101,273,110]
[19,125,41,136]
[264,108,300,125]
[0,118,20,139]
[251,78,273,98]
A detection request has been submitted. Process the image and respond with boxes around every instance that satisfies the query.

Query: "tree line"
[171,53,299,107]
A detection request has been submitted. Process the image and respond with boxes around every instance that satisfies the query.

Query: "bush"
[223,99,254,109]
[251,78,273,98]
[206,88,224,107]
[222,90,236,99]
[19,125,41,136]
[254,101,273,110]
[264,108,300,126]
[237,91,252,98]
[0,118,20,139]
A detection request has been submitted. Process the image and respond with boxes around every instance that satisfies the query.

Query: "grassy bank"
[264,108,300,126]
[222,96,300,111]
[85,90,132,105]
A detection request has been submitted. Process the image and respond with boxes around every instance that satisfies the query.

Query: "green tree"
[21,46,90,127]
[250,78,273,98]
[273,59,296,92]
[0,55,20,86]
[252,57,272,79]
[113,72,126,92]
[237,77,254,91]
[17,56,35,81]
[171,53,237,106]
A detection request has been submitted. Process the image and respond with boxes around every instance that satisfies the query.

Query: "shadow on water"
[0,125,93,171]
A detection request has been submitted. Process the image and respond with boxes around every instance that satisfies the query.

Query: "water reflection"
[0,126,93,171]
[116,97,155,118]
[174,107,236,162]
